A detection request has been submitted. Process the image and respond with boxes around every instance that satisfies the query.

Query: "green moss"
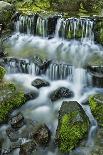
[89,94,103,127]
[58,111,88,152]
[0,66,6,80]
[0,82,26,123]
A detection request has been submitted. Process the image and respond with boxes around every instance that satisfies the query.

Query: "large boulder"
[49,87,74,102]
[89,94,103,127]
[56,101,90,153]
[0,81,26,124]
[0,1,15,28]
[31,78,50,89]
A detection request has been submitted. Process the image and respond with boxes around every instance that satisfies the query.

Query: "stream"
[0,15,103,155]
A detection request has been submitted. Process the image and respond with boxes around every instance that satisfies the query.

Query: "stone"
[9,112,24,129]
[89,94,103,127]
[31,124,51,147]
[6,127,19,142]
[56,101,90,153]
[19,140,36,155]
[24,91,38,101]
[87,65,103,88]
[50,87,74,102]
[91,128,103,155]
[31,78,50,89]
[0,1,15,28]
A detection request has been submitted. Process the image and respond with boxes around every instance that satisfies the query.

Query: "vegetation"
[0,66,26,124]
[56,101,89,153]
[59,113,88,152]
[0,66,6,80]
[3,0,103,15]
[89,94,103,127]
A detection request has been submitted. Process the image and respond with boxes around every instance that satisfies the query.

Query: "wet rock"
[0,1,15,28]
[87,65,103,87]
[24,91,38,101]
[6,127,19,142]
[32,56,52,74]
[39,59,52,74]
[11,11,21,22]
[31,78,50,89]
[56,101,90,153]
[0,138,4,154]
[31,124,51,147]
[50,87,74,102]
[89,94,103,127]
[9,112,24,129]
[91,127,103,155]
[19,140,36,155]
[47,16,58,36]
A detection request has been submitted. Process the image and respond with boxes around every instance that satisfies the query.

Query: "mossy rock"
[93,18,103,45]
[0,66,6,80]
[86,54,103,66]
[0,1,15,28]
[89,94,103,127]
[0,81,26,124]
[56,101,90,153]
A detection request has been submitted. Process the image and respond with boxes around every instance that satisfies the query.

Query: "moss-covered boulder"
[0,1,15,28]
[89,94,103,127]
[56,101,90,153]
[0,66,6,80]
[0,81,26,124]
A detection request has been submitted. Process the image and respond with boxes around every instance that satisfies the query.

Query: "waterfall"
[14,15,94,41]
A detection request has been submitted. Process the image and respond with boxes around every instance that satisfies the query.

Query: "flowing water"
[1,15,103,155]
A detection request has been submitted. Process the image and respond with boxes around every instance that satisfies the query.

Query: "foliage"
[0,81,26,124]
[3,0,103,14]
[58,112,89,152]
[89,94,103,127]
[0,66,6,80]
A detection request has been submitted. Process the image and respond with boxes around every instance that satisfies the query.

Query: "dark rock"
[6,127,19,142]
[47,16,58,36]
[24,91,38,101]
[39,59,52,74]
[19,140,36,155]
[31,124,51,147]
[0,138,4,154]
[87,65,103,88]
[11,12,21,22]
[31,78,50,89]
[9,112,24,129]
[50,87,74,102]
[56,101,90,153]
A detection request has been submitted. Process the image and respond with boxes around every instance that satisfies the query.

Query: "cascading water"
[1,14,103,155]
